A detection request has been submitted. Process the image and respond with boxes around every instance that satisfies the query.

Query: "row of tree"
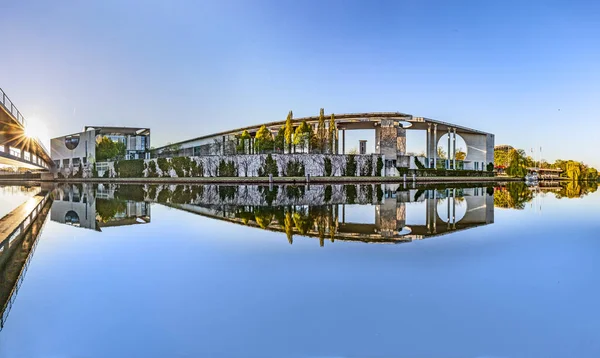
[236,109,338,155]
[495,146,599,180]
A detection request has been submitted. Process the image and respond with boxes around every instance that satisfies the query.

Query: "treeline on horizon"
[495,146,598,181]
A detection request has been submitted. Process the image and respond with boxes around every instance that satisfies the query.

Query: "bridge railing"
[0,87,26,127]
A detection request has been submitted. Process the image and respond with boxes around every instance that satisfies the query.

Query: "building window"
[54,160,61,168]
[9,147,21,157]
[82,157,87,164]
[24,151,31,161]
[62,159,70,168]
[72,158,80,166]
[0,145,4,152]
[32,154,37,163]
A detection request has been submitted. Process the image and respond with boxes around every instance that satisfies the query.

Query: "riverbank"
[0,175,524,184]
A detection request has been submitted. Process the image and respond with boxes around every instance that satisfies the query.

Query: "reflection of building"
[50,126,151,170]
[162,184,495,245]
[50,184,151,231]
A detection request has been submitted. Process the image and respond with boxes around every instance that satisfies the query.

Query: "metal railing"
[0,87,26,127]
[0,87,52,166]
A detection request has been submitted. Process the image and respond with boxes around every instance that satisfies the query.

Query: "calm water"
[0,181,599,358]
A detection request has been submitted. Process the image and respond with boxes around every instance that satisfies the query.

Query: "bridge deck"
[0,195,44,243]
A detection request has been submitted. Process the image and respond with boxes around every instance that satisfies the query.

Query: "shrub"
[487,162,494,172]
[324,185,332,202]
[218,160,237,177]
[284,160,305,177]
[414,156,426,169]
[146,160,158,177]
[377,157,384,175]
[258,154,279,177]
[324,157,332,176]
[91,162,98,178]
[172,156,191,177]
[344,155,357,176]
[157,158,171,177]
[116,159,145,178]
[189,160,204,177]
[345,185,357,204]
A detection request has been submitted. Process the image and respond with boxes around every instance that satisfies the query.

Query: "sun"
[23,116,50,145]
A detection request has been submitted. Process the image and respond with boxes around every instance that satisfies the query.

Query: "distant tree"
[347,147,358,155]
[254,125,274,153]
[293,121,312,153]
[274,127,285,153]
[328,113,336,153]
[284,110,294,153]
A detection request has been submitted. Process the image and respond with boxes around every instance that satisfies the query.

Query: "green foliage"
[315,108,327,153]
[293,211,313,235]
[293,121,313,153]
[91,162,98,178]
[414,156,425,169]
[115,159,145,178]
[455,148,467,161]
[323,157,332,176]
[189,159,204,177]
[146,160,158,177]
[274,127,285,153]
[255,125,274,153]
[377,157,384,175]
[218,159,237,177]
[284,160,305,177]
[285,185,305,199]
[236,130,251,154]
[507,149,528,177]
[96,136,126,161]
[115,185,145,201]
[171,156,191,177]
[284,110,293,152]
[218,186,237,200]
[344,155,357,176]
[360,158,373,176]
[156,158,172,177]
[96,198,126,222]
[486,162,494,172]
[344,185,357,204]
[103,168,110,178]
[494,182,533,209]
[157,187,172,202]
[328,114,336,153]
[258,154,279,177]
[259,185,278,206]
[324,185,332,202]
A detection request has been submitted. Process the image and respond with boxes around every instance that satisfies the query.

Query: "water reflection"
[47,183,498,245]
[51,184,150,231]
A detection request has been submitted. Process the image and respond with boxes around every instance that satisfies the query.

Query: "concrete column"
[433,124,437,169]
[426,124,431,168]
[342,129,346,155]
[447,128,451,169]
[453,128,457,170]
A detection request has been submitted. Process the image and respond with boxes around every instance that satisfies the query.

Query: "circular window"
[65,135,80,150]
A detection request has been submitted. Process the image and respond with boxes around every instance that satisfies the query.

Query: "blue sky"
[1,0,599,167]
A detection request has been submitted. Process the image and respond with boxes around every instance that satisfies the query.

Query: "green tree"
[329,113,336,153]
[284,110,294,153]
[293,121,312,153]
[506,149,527,177]
[236,130,251,154]
[316,108,326,153]
[96,136,126,161]
[274,127,285,153]
[254,125,274,153]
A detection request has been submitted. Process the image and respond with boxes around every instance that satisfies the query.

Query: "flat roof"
[154,112,492,150]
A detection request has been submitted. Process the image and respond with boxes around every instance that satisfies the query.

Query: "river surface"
[0,181,598,358]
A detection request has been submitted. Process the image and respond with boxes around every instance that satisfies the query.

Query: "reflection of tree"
[259,185,279,206]
[293,210,313,235]
[96,198,127,222]
[494,182,533,209]
[218,186,237,201]
[285,211,294,244]
[554,181,598,199]
[254,207,273,229]
[345,185,357,204]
